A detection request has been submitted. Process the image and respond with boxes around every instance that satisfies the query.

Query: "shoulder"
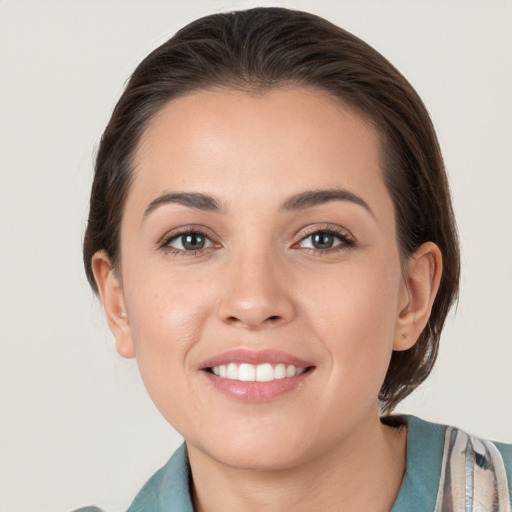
[406,415,512,510]
[125,443,194,512]
[440,423,511,509]
[493,440,512,496]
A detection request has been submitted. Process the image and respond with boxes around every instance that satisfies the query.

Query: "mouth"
[199,349,315,402]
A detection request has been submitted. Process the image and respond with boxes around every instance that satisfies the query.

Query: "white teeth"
[256,363,274,382]
[210,363,307,381]
[238,363,256,381]
[227,363,238,379]
[274,363,286,379]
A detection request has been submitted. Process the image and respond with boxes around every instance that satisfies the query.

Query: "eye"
[161,230,215,253]
[297,228,354,251]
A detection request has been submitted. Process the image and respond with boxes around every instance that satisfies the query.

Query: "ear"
[91,250,136,359]
[393,242,443,351]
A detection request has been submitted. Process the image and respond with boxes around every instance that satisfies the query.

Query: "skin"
[93,88,442,511]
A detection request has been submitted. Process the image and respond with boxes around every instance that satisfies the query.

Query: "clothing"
[75,416,512,512]
[390,416,511,511]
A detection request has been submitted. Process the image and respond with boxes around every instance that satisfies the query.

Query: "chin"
[187,423,320,472]
[208,444,308,472]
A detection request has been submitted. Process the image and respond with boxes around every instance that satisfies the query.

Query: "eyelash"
[295,226,355,254]
[158,227,219,257]
[158,226,355,257]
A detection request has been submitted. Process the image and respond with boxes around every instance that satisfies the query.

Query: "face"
[100,88,416,470]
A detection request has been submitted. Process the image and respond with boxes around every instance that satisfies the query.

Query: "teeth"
[239,363,256,381]
[274,363,286,379]
[210,363,307,381]
[227,363,238,379]
[256,363,274,382]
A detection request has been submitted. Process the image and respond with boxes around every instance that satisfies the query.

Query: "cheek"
[122,271,217,423]
[302,259,402,373]
[124,268,214,370]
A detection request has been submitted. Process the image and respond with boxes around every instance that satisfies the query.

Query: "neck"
[188,410,407,512]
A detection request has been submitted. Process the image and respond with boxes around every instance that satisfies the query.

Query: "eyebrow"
[143,192,223,220]
[142,188,374,220]
[281,189,374,217]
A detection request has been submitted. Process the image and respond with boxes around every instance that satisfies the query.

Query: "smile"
[209,363,306,382]
[200,349,315,402]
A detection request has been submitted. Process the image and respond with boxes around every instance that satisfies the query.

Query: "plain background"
[0,0,511,511]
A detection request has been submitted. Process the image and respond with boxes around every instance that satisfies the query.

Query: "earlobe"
[393,242,443,351]
[91,250,136,359]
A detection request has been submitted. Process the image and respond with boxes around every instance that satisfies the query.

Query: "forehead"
[129,87,390,218]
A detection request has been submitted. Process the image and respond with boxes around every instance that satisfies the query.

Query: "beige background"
[0,1,511,511]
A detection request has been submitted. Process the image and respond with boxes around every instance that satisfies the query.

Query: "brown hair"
[83,7,460,413]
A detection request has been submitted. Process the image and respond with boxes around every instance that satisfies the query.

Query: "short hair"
[83,7,460,413]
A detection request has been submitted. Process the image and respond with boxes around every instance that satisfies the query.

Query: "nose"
[217,248,296,330]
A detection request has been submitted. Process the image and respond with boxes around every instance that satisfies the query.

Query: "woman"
[81,7,511,511]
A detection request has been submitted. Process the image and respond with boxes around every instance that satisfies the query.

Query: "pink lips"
[199,348,314,403]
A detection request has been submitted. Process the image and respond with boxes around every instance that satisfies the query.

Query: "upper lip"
[199,348,313,369]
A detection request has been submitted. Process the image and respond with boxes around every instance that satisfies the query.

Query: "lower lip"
[201,369,313,402]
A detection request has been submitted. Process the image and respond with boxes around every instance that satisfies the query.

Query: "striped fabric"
[435,426,511,512]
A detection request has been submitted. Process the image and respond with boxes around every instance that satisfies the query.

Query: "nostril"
[225,314,282,326]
